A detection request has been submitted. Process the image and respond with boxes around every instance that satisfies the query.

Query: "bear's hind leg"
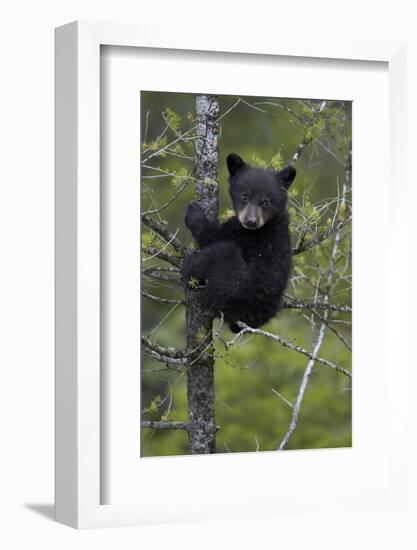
[196,242,249,312]
[181,241,249,310]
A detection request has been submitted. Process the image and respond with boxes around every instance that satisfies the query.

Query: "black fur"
[182,153,296,332]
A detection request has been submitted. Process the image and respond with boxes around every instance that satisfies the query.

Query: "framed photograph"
[55,21,407,528]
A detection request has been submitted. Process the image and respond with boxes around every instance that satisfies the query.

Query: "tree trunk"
[186,95,219,454]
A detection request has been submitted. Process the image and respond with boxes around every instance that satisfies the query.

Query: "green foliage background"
[141,92,352,456]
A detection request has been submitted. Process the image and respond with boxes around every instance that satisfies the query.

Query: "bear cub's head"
[227,153,296,230]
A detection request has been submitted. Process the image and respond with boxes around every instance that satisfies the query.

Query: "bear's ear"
[227,153,246,176]
[277,164,297,189]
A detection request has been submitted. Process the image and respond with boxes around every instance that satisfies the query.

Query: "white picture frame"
[55,21,407,529]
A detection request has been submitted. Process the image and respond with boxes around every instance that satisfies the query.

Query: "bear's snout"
[238,204,264,230]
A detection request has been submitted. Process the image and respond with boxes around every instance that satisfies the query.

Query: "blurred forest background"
[140,91,352,456]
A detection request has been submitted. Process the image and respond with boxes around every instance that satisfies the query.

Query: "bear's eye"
[261,198,271,208]
[241,192,249,203]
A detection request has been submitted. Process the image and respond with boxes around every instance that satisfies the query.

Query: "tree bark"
[186,95,219,454]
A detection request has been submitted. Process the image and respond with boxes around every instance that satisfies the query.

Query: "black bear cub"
[182,153,296,332]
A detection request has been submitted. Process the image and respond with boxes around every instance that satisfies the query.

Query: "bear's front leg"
[181,250,210,288]
[185,202,221,248]
[185,202,209,239]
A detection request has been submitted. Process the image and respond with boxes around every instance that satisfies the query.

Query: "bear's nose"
[245,218,258,229]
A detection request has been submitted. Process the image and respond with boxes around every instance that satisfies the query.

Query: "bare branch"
[278,152,351,450]
[312,308,352,351]
[141,420,188,430]
[143,180,190,216]
[146,302,182,338]
[142,214,185,254]
[291,137,311,164]
[292,216,352,255]
[142,125,196,164]
[271,388,294,409]
[230,323,351,378]
[142,347,187,365]
[283,298,351,313]
[142,270,183,289]
[142,265,180,274]
[218,97,241,121]
[141,420,220,432]
[141,336,187,365]
[142,291,185,305]
[142,245,182,268]
[278,319,328,450]
[255,100,345,166]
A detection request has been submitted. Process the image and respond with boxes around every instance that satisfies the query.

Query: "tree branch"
[312,308,352,351]
[291,136,311,164]
[142,213,185,254]
[142,269,182,287]
[141,336,187,365]
[283,298,351,313]
[141,421,188,430]
[278,153,351,450]
[292,216,352,255]
[142,265,180,274]
[143,180,190,216]
[142,245,182,268]
[142,125,196,164]
[142,348,187,365]
[141,420,220,431]
[142,290,185,305]
[277,319,328,450]
[230,323,351,378]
